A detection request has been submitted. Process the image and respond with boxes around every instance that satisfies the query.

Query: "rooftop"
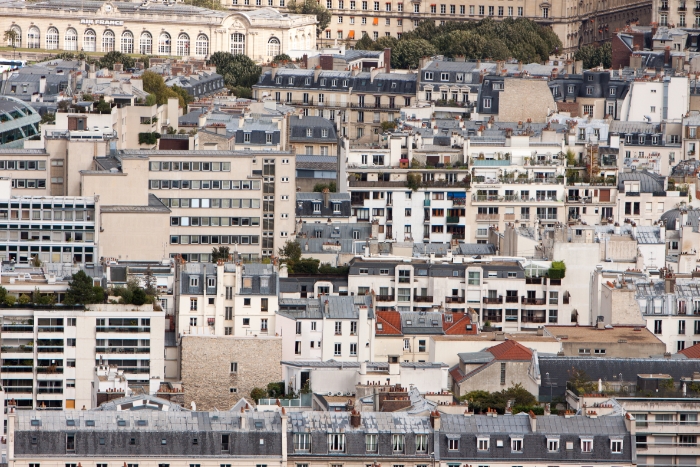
[543,326,664,345]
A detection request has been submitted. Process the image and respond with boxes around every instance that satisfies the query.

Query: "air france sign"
[80,19,125,26]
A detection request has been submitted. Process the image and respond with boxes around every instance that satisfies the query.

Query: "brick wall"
[181,336,282,409]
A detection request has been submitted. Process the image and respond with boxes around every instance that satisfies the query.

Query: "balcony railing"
[1,346,33,353]
[37,388,63,394]
[376,295,394,302]
[36,346,64,353]
[413,295,434,302]
[505,296,519,303]
[446,216,460,224]
[95,347,151,354]
[504,213,515,221]
[476,213,499,221]
[424,200,431,206]
[1,325,34,332]
[521,316,547,323]
[445,296,465,303]
[96,326,151,333]
[522,297,546,305]
[37,326,63,333]
[451,233,465,240]
[1,366,33,373]
[36,367,64,374]
[483,296,503,304]
[526,277,543,284]
[3,386,33,393]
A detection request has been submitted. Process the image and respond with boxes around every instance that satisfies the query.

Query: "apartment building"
[618,171,681,226]
[6,408,635,467]
[660,207,700,274]
[276,294,375,362]
[253,68,417,141]
[295,192,352,224]
[347,258,573,330]
[174,261,279,338]
[0,303,164,411]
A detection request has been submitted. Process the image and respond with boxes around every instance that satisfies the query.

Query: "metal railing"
[483,296,503,304]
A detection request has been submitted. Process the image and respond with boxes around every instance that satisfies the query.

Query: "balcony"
[95,347,151,354]
[505,296,519,303]
[36,366,64,374]
[1,366,34,373]
[36,346,64,353]
[446,216,460,224]
[659,4,669,9]
[504,213,515,221]
[451,233,465,240]
[37,326,63,333]
[1,325,34,333]
[413,295,434,302]
[3,386,33,393]
[476,213,499,221]
[424,200,431,206]
[451,197,467,206]
[376,295,394,302]
[522,297,546,305]
[483,296,503,304]
[1,346,33,353]
[36,387,63,394]
[446,296,465,303]
[96,326,151,333]
[471,159,511,167]
[521,315,546,323]
[526,277,543,284]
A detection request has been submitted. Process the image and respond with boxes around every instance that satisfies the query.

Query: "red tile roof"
[449,365,465,383]
[443,312,477,335]
[679,342,700,359]
[486,339,533,361]
[375,311,402,335]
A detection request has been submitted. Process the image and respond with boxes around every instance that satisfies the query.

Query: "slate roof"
[279,295,374,319]
[296,155,338,170]
[401,311,445,335]
[618,170,665,193]
[660,208,700,231]
[289,116,338,142]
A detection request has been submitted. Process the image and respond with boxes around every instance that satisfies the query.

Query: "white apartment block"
[0,303,164,411]
[174,261,279,338]
[275,295,375,362]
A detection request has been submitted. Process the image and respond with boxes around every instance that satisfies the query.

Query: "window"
[548,439,559,452]
[477,438,489,451]
[190,298,198,311]
[610,440,622,453]
[581,439,593,452]
[415,434,428,452]
[335,321,342,335]
[294,433,311,451]
[366,434,378,452]
[350,343,357,355]
[230,362,238,374]
[448,438,459,450]
[66,434,75,451]
[500,362,506,385]
[392,434,405,452]
[328,434,345,451]
[418,340,426,352]
[334,343,341,356]
[483,98,492,109]
[511,438,523,452]
[468,271,480,285]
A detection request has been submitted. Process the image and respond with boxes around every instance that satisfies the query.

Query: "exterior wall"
[0,303,164,411]
[497,79,556,123]
[455,360,537,397]
[99,210,170,261]
[429,337,562,368]
[559,339,666,357]
[180,335,282,409]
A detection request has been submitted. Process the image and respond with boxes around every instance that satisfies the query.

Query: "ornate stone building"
[0,0,317,63]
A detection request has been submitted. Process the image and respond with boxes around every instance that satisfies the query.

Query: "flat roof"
[544,326,664,345]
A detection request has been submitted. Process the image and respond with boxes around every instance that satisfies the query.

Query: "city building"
[542,325,667,357]
[0,0,317,62]
[0,303,164,411]
[0,96,41,147]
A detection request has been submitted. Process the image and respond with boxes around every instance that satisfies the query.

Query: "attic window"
[31,420,41,426]
[419,318,425,324]
[406,320,412,325]
[377,323,384,330]
[432,320,439,326]
[193,438,199,445]
[137,420,148,426]
[66,420,76,427]
[118,420,127,427]
[255,421,264,429]
[444,314,453,323]
[86,420,95,427]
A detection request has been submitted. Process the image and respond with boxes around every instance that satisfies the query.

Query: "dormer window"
[441,72,449,81]
[328,433,345,451]
[477,437,489,451]
[511,438,523,452]
[456,73,463,82]
[305,77,311,85]
[322,128,329,137]
[610,439,622,453]
[610,88,616,95]
[306,128,313,137]
[581,439,593,452]
[275,76,282,84]
[547,438,559,452]
[639,135,645,144]
[425,72,433,80]
[320,78,326,86]
[288,77,294,85]
[313,202,321,212]
[392,434,405,452]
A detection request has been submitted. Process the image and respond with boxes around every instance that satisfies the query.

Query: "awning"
[448,192,466,198]
[348,30,355,38]
[373,17,379,25]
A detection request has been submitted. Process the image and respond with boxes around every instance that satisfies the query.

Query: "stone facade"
[180,335,282,409]
[498,79,557,124]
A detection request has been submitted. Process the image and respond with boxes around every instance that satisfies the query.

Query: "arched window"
[158,32,171,55]
[195,33,209,56]
[8,25,21,47]
[121,31,134,54]
[27,26,40,49]
[140,32,152,55]
[83,29,96,52]
[230,32,245,55]
[176,33,190,56]
[102,30,115,52]
[267,37,280,57]
[64,28,77,51]
[46,27,59,50]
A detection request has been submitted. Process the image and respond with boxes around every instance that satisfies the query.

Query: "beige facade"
[180,335,282,409]
[229,0,650,55]
[0,0,317,63]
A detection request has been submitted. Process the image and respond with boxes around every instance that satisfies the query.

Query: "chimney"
[240,409,247,429]
[429,411,441,430]
[314,66,322,83]
[198,111,207,128]
[113,63,124,72]
[370,67,381,83]
[39,76,46,94]
[664,271,676,294]
[528,411,537,432]
[322,187,330,208]
[664,46,671,66]
[371,219,379,239]
[350,410,361,427]
[384,48,391,73]
[574,60,583,74]
[324,299,330,316]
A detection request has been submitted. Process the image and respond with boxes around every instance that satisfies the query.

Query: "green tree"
[313,182,337,192]
[64,270,101,305]
[250,387,267,402]
[211,246,231,262]
[208,52,262,90]
[380,121,397,132]
[574,42,612,69]
[141,71,186,107]
[0,285,7,304]
[278,240,302,263]
[4,294,16,306]
[18,294,30,305]
[98,51,135,71]
[3,29,18,47]
[82,93,95,102]
[143,266,158,297]
[287,0,331,37]
[353,34,378,51]
[272,53,292,63]
[392,39,437,69]
[95,98,112,114]
[188,0,224,9]
[40,113,55,125]
[131,288,147,306]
